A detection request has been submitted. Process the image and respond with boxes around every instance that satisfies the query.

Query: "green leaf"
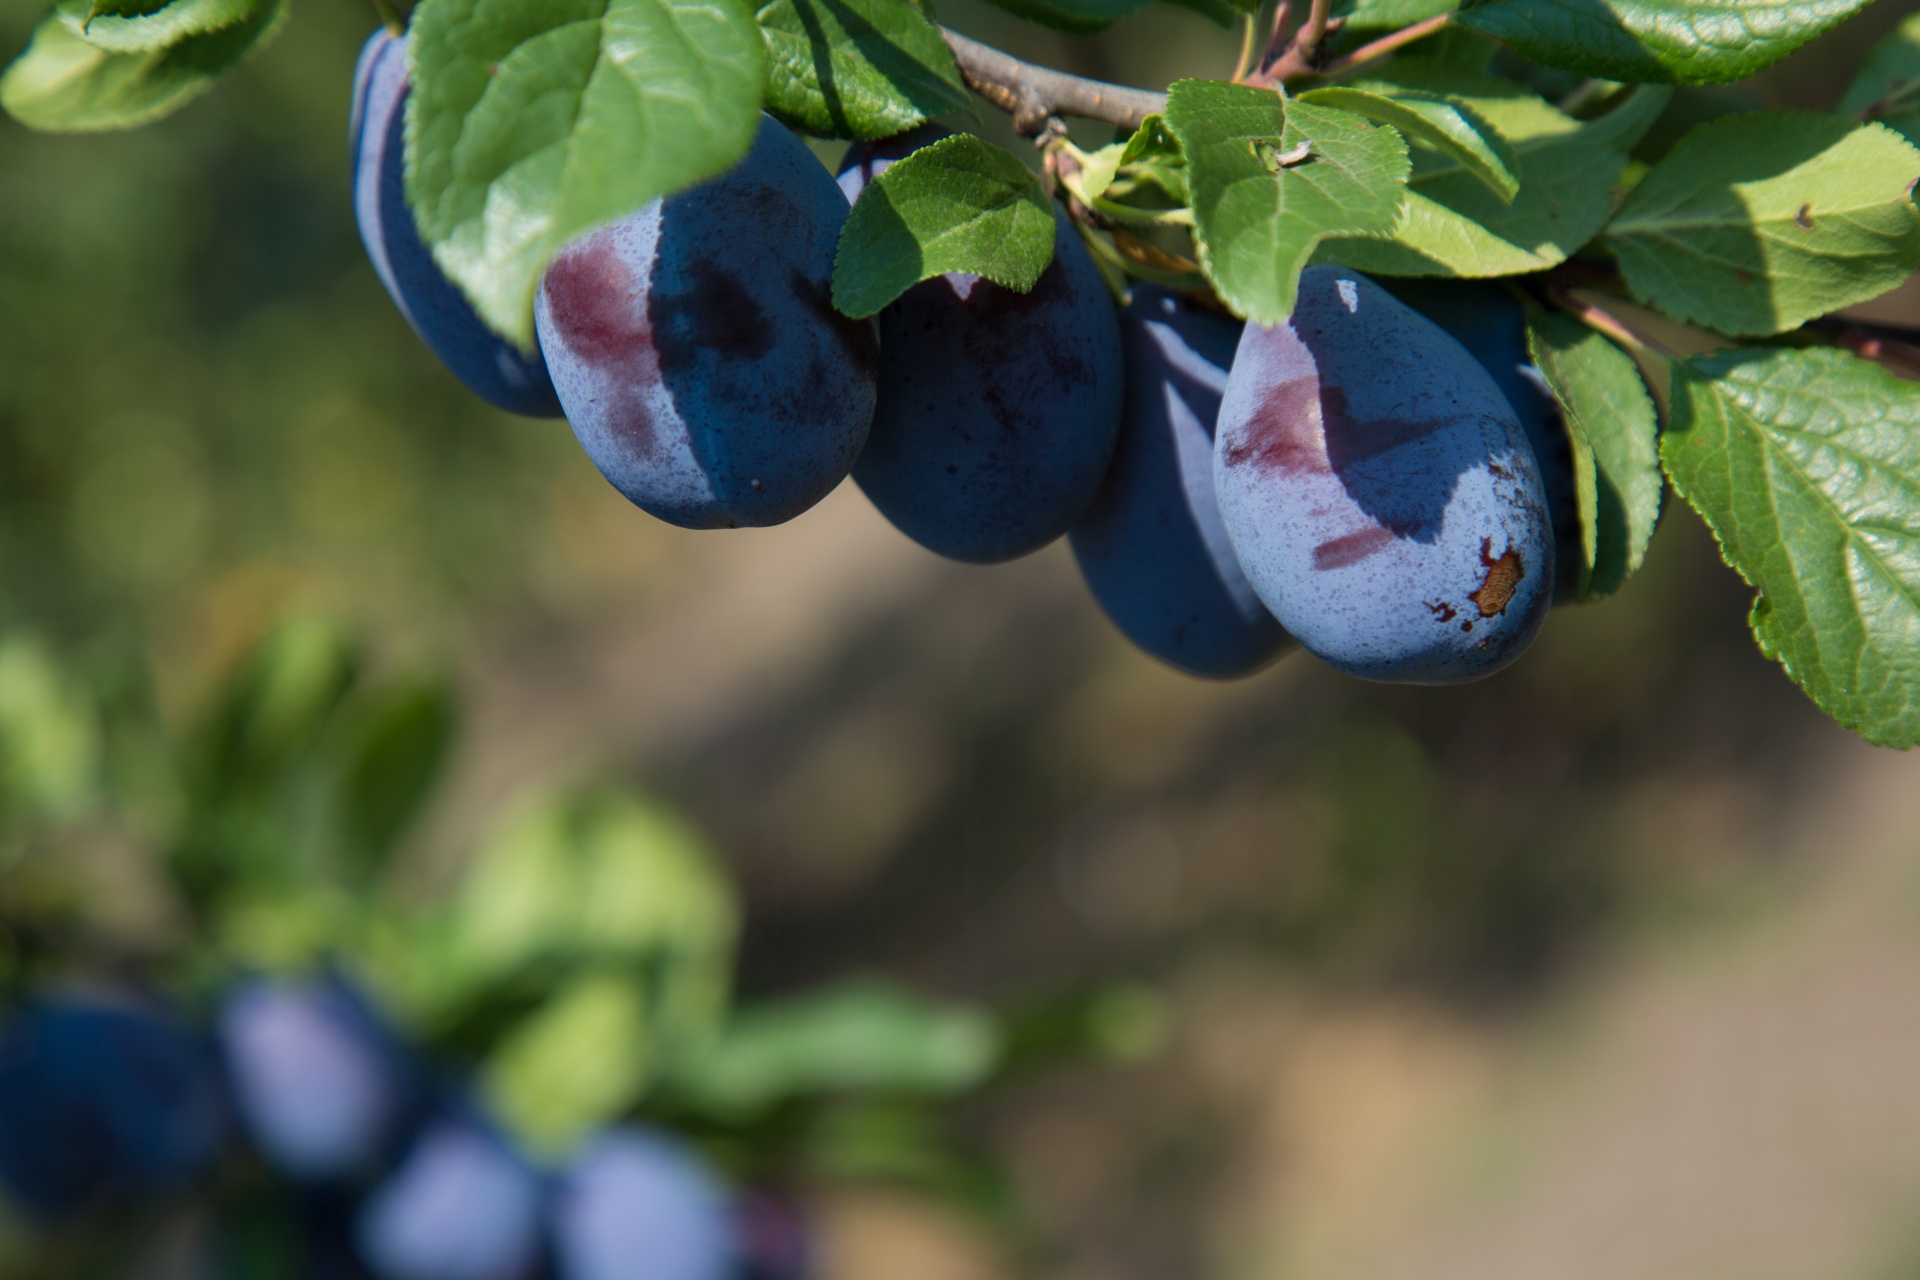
[1161,0,1253,27]
[332,680,456,880]
[406,0,767,349]
[1526,311,1662,601]
[1299,84,1519,202]
[1334,0,1456,27]
[1456,0,1873,85]
[1604,113,1920,338]
[1165,79,1409,325]
[194,618,360,796]
[757,0,972,140]
[444,788,738,996]
[483,971,656,1157]
[975,0,1151,33]
[1316,68,1666,278]
[0,640,98,827]
[1665,347,1920,747]
[54,0,256,53]
[1841,11,1920,148]
[671,980,1000,1115]
[0,0,283,131]
[832,132,1056,318]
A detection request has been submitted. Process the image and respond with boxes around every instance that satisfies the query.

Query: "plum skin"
[551,1126,738,1280]
[837,127,1124,563]
[218,975,412,1182]
[0,999,226,1222]
[355,1115,543,1280]
[1380,279,1581,603]
[1214,266,1555,684]
[1069,286,1293,678]
[351,30,563,418]
[536,116,878,530]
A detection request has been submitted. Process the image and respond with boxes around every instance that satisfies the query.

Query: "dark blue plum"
[1379,280,1580,602]
[219,975,413,1182]
[551,1127,736,1280]
[355,1114,542,1280]
[1069,286,1292,677]
[535,117,878,530]
[1214,266,1554,683]
[837,128,1123,563]
[351,29,563,418]
[0,999,226,1221]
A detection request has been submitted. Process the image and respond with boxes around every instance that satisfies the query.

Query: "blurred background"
[5,0,1920,1275]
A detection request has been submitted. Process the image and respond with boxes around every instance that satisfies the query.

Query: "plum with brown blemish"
[1069,286,1293,677]
[1381,279,1581,603]
[1213,266,1554,683]
[836,127,1122,563]
[535,117,878,529]
[351,29,561,418]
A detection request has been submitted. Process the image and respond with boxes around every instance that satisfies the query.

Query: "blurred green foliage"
[0,617,1161,1255]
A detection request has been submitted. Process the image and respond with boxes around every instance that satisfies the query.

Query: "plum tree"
[1215,267,1555,684]
[12,0,1920,732]
[218,976,413,1182]
[550,1127,738,1280]
[1070,286,1292,677]
[837,128,1122,563]
[0,1000,225,1221]
[1382,281,1582,604]
[535,116,878,530]
[355,1114,544,1280]
[350,30,562,418]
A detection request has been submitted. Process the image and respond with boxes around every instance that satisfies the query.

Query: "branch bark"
[940,28,1168,136]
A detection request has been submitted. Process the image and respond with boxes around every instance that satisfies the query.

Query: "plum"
[837,128,1123,563]
[0,999,226,1221]
[1381,280,1581,602]
[1069,286,1292,677]
[551,1127,737,1280]
[1214,266,1554,683]
[351,29,563,418]
[218,974,413,1181]
[355,1114,542,1280]
[535,117,878,530]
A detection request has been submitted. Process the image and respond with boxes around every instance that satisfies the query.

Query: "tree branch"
[1312,12,1452,81]
[940,28,1168,136]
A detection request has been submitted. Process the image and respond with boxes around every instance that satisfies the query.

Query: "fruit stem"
[1308,12,1453,83]
[1548,286,1673,365]
[940,28,1168,135]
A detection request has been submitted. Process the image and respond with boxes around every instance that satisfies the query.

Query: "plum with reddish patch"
[837,127,1122,563]
[1069,286,1292,677]
[1214,266,1554,683]
[1381,279,1580,603]
[351,29,561,418]
[535,117,878,529]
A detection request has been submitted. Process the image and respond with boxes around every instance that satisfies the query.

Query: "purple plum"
[837,127,1123,563]
[219,974,412,1181]
[534,117,878,529]
[351,29,562,418]
[1213,266,1554,683]
[550,1127,737,1280]
[1380,280,1581,603]
[1070,286,1293,677]
[355,1115,542,1280]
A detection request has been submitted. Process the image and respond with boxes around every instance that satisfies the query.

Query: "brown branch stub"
[941,29,1168,136]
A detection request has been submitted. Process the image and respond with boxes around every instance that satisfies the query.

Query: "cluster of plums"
[354,29,1577,684]
[0,982,799,1280]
